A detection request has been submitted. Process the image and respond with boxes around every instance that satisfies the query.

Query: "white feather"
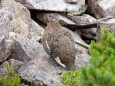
[46,40,50,51]
[54,57,66,68]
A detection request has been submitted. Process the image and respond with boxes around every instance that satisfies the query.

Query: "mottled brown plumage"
[42,21,77,70]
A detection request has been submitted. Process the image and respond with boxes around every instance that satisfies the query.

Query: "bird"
[42,20,77,70]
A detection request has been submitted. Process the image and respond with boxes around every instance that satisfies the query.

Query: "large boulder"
[0,9,10,39]
[18,58,65,86]
[1,0,31,37]
[15,0,86,15]
[1,0,44,39]
[0,9,14,63]
[9,33,47,62]
[29,19,44,39]
[75,54,90,69]
[97,17,115,39]
[0,60,23,77]
[0,37,14,63]
[88,0,115,18]
[66,14,98,40]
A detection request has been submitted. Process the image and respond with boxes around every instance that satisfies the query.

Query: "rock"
[15,0,86,15]
[88,0,115,18]
[1,0,44,40]
[65,0,78,3]
[97,17,115,38]
[0,9,11,39]
[18,58,65,86]
[8,59,23,73]
[75,39,90,69]
[0,38,14,62]
[0,7,14,63]
[36,13,75,25]
[0,60,23,77]
[75,53,90,69]
[76,27,97,40]
[9,32,46,62]
[67,14,98,40]
[1,0,31,37]
[29,19,44,39]
[0,61,8,77]
[67,14,97,25]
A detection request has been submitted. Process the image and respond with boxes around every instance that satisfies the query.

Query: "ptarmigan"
[42,20,77,70]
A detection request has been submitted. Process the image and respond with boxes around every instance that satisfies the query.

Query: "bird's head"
[45,14,62,30]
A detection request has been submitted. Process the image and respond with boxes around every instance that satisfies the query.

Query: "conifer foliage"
[61,28,115,86]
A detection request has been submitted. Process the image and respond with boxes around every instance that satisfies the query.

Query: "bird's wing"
[61,28,76,44]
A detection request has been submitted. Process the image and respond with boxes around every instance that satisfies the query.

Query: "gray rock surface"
[8,59,23,73]
[75,53,90,69]
[88,0,115,18]
[9,33,46,62]
[1,0,44,40]
[0,9,10,39]
[0,61,8,77]
[70,29,88,46]
[72,14,97,40]
[0,9,14,62]
[2,0,31,37]
[97,16,115,38]
[67,14,97,40]
[18,58,65,86]
[67,14,97,25]
[65,0,78,3]
[29,19,44,39]
[0,60,23,77]
[74,36,90,69]
[0,38,14,62]
[15,0,86,15]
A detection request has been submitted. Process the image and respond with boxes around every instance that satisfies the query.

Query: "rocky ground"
[0,0,115,86]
